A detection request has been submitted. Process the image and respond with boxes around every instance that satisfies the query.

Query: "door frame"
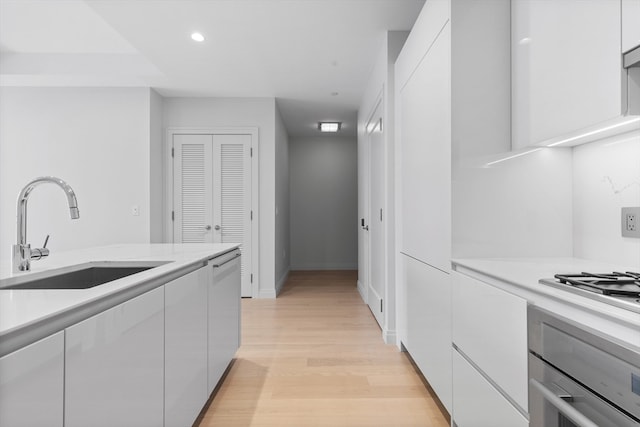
[164,127,260,297]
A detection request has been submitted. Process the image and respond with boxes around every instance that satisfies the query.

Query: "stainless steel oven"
[528,305,640,427]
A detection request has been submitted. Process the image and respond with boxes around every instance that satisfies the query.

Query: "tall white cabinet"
[395,0,452,411]
[394,0,511,415]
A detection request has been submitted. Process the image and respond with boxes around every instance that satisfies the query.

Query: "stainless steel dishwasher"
[528,305,640,427]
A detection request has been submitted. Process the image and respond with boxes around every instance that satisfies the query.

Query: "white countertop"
[0,244,238,356]
[452,257,640,347]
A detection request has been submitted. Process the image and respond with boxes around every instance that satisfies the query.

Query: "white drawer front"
[453,350,528,427]
[452,271,528,411]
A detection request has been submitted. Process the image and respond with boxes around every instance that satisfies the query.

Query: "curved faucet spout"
[14,176,80,272]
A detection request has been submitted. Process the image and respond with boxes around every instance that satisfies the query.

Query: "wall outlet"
[621,207,640,238]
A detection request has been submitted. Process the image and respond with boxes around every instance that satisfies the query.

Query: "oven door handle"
[530,379,599,427]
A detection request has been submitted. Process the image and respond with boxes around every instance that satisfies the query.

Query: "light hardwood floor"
[196,270,450,427]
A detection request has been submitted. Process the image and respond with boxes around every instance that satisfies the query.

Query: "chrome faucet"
[12,176,80,273]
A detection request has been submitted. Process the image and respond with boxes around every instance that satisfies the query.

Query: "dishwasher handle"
[530,379,599,427]
[212,252,241,268]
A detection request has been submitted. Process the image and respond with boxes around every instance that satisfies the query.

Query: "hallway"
[197,271,450,427]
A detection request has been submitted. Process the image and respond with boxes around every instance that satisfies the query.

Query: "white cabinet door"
[401,254,452,412]
[623,0,640,53]
[208,253,241,392]
[65,287,164,427]
[452,271,528,412]
[452,350,528,427]
[512,0,622,148]
[397,20,451,272]
[165,267,209,427]
[0,332,64,427]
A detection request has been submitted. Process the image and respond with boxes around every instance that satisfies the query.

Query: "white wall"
[0,87,152,269]
[162,97,278,297]
[358,31,408,343]
[573,130,640,268]
[289,136,357,270]
[274,106,290,293]
[452,148,574,258]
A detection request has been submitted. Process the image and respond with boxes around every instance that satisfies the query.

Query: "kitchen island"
[0,243,241,427]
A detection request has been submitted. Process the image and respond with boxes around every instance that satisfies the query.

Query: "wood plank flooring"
[196,270,450,427]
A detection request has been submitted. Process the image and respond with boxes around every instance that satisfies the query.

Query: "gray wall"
[289,135,358,270]
[274,106,291,292]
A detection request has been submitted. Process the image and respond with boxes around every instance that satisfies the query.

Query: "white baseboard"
[356,279,367,303]
[290,263,357,270]
[258,289,277,299]
[383,329,397,346]
[275,269,289,296]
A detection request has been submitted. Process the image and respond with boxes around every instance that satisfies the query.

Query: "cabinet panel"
[452,271,528,411]
[165,267,209,427]
[208,255,241,391]
[398,22,451,271]
[0,332,64,427]
[402,255,452,411]
[452,350,528,427]
[512,0,622,148]
[65,287,164,427]
[623,0,640,53]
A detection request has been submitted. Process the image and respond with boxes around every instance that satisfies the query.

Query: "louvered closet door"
[173,133,253,297]
[212,134,252,297]
[174,135,214,243]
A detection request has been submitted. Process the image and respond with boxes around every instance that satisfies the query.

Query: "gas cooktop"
[539,271,640,314]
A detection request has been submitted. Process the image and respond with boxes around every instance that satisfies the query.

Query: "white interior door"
[173,133,253,297]
[368,104,385,328]
[360,134,370,303]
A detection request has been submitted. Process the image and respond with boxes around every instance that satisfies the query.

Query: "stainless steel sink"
[0,262,168,290]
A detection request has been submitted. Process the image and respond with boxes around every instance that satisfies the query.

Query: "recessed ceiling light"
[318,122,341,132]
[191,32,205,42]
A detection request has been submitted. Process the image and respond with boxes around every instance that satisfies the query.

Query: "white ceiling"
[0,0,424,137]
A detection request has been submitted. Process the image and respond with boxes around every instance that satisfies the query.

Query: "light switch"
[132,205,140,216]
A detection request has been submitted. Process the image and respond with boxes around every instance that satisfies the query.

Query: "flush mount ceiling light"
[191,32,205,42]
[318,122,341,132]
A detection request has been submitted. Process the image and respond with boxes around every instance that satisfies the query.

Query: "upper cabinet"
[511,0,623,149]
[622,0,640,53]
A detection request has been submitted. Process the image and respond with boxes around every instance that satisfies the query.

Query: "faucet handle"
[30,235,51,261]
